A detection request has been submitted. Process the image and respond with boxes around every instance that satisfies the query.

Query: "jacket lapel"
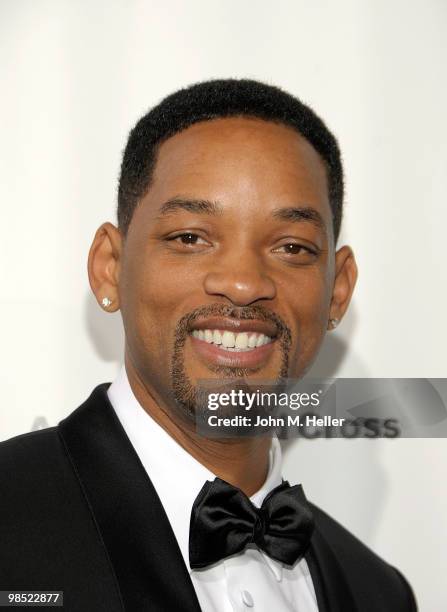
[58,383,202,612]
[305,519,358,612]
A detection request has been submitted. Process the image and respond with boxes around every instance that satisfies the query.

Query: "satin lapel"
[58,383,202,612]
[305,522,358,612]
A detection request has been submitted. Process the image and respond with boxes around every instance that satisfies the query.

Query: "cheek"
[120,253,200,351]
[283,270,332,326]
[281,272,332,367]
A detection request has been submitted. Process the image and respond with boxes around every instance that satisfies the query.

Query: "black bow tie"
[189,477,314,569]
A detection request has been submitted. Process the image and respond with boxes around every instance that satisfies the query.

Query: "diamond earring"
[101,297,113,308]
[329,318,339,329]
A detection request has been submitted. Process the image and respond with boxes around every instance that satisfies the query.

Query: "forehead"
[145,117,332,228]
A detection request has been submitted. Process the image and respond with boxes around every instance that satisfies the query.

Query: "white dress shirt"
[107,365,318,612]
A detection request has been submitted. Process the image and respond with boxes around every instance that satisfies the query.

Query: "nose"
[203,249,276,306]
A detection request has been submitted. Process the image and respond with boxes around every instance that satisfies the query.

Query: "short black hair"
[118,78,344,241]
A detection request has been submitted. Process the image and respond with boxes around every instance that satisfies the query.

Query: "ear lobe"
[328,245,358,328]
[87,222,122,312]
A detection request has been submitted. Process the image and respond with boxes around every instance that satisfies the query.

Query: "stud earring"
[101,297,113,308]
[329,318,339,329]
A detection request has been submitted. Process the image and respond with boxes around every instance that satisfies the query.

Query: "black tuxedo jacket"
[0,383,417,611]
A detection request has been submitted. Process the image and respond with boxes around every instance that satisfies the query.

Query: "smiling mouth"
[191,329,273,352]
[187,317,279,369]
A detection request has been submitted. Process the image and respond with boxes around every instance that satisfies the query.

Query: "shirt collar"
[107,364,283,569]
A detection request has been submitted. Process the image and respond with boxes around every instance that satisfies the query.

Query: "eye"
[166,232,210,247]
[272,242,319,263]
[279,244,307,255]
[274,243,316,255]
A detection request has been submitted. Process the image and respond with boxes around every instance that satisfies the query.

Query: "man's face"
[118,117,339,416]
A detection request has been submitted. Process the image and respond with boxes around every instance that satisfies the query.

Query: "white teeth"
[248,334,257,348]
[221,331,235,348]
[256,334,265,347]
[235,332,248,349]
[192,329,273,351]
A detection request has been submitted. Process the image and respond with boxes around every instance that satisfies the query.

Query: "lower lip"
[189,335,276,369]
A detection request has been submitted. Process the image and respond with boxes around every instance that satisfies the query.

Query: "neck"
[125,357,271,497]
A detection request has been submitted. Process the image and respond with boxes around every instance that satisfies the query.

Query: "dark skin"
[88,117,357,496]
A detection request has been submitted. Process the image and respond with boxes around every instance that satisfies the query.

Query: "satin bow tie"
[189,477,315,569]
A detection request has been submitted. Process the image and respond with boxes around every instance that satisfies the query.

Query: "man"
[0,79,416,611]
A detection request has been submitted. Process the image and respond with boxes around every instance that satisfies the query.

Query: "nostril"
[203,271,276,306]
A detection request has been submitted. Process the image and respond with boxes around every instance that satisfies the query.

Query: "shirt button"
[241,590,254,607]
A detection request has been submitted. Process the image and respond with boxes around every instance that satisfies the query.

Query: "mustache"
[174,303,292,346]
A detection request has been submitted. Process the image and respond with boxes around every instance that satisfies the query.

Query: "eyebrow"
[272,206,327,231]
[157,197,224,217]
[157,198,326,232]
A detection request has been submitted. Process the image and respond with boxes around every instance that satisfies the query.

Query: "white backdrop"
[1,1,446,609]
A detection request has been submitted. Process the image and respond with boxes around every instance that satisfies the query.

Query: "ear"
[87,222,123,312]
[328,245,358,329]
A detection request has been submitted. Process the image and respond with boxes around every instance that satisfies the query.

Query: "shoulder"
[0,426,65,467]
[0,424,105,558]
[0,427,76,509]
[309,502,417,611]
[0,427,61,468]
